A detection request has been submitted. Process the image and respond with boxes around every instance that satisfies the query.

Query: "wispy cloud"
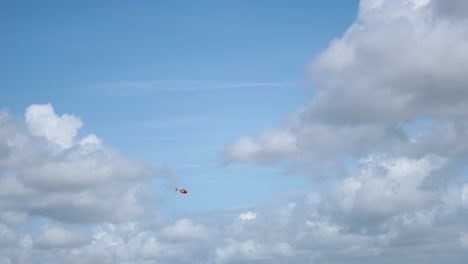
[87,80,298,96]
[129,116,210,130]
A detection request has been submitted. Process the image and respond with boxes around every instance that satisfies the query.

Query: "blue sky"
[3,1,468,263]
[1,0,358,211]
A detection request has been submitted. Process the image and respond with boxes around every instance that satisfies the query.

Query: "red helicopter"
[175,188,188,194]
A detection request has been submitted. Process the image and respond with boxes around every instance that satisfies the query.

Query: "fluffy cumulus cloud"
[0,104,156,225]
[25,104,83,149]
[224,0,468,167]
[0,103,163,262]
[218,0,468,262]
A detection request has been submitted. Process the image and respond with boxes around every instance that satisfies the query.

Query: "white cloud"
[1,211,29,225]
[0,224,18,247]
[35,225,89,249]
[224,129,302,164]
[330,155,446,225]
[0,104,156,224]
[68,221,204,263]
[25,104,83,150]
[224,0,468,178]
[160,219,210,241]
[238,211,257,222]
[309,0,468,124]
[460,233,468,249]
[461,184,468,209]
[214,239,260,263]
